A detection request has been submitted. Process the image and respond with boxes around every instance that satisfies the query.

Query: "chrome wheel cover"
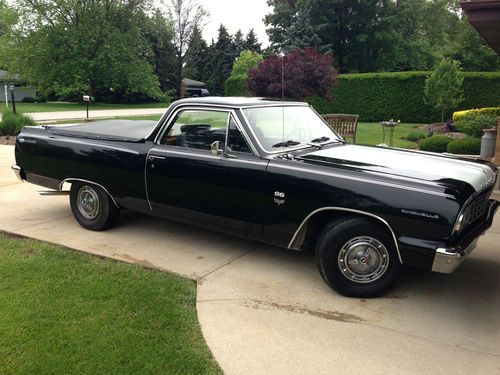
[338,236,389,283]
[76,185,100,219]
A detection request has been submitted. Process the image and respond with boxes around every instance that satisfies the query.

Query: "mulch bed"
[0,136,16,145]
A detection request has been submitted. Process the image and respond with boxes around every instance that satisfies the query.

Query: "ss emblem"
[274,191,285,198]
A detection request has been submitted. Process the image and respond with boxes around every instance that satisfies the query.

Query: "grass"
[354,122,424,148]
[1,102,169,113]
[0,233,221,375]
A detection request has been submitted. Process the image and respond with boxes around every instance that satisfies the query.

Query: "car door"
[146,107,268,238]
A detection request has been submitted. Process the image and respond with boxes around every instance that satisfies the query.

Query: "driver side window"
[161,110,229,150]
[227,117,252,154]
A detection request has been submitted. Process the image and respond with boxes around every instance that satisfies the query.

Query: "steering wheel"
[285,128,307,141]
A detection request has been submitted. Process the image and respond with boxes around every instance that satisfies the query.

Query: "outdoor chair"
[322,114,359,144]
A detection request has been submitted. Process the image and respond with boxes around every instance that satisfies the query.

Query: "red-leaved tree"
[247,47,337,100]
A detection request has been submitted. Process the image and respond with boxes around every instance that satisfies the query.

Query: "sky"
[199,0,272,47]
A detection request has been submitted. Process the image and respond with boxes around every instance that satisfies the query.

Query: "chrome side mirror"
[210,141,224,156]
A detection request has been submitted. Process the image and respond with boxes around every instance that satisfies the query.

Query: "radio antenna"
[279,51,285,149]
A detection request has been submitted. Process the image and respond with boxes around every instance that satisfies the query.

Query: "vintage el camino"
[12,97,499,297]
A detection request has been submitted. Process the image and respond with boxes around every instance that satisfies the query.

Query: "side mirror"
[210,141,224,156]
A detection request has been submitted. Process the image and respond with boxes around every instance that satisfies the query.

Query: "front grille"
[467,191,490,225]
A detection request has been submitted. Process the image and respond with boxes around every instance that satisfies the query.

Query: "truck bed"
[46,119,158,142]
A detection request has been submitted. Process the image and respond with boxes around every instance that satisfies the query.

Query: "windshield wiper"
[272,140,301,148]
[310,136,330,143]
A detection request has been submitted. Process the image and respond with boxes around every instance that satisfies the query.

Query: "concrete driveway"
[1,145,499,374]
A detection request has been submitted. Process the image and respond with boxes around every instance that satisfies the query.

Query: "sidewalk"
[24,107,166,122]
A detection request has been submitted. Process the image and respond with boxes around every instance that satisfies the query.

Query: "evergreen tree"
[244,29,262,53]
[207,25,237,95]
[233,30,246,56]
[183,25,210,82]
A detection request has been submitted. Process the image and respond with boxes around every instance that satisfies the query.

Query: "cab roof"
[171,96,308,108]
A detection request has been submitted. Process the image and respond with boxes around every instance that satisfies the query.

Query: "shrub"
[0,111,36,136]
[225,76,248,96]
[419,136,453,153]
[404,131,426,142]
[447,137,481,155]
[307,71,500,123]
[453,107,500,122]
[454,114,498,138]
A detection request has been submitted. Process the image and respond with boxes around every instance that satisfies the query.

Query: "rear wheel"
[70,182,119,231]
[316,216,404,297]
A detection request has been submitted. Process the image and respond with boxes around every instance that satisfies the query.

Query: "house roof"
[0,70,20,82]
[460,0,500,54]
[182,78,206,88]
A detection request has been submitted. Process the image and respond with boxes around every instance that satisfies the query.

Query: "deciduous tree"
[247,47,336,100]
[168,0,208,97]
[424,58,464,122]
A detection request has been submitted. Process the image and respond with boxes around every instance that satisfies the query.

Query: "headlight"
[453,213,465,234]
[453,207,471,235]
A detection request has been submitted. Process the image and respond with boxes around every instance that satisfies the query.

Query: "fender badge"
[273,198,285,205]
[401,209,439,220]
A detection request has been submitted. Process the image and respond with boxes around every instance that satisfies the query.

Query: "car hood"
[296,144,497,194]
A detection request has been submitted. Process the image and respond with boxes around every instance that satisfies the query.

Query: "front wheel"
[316,217,404,297]
[69,182,119,231]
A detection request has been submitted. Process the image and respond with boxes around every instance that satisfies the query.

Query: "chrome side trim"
[144,148,153,211]
[11,165,24,181]
[270,163,451,198]
[59,178,119,208]
[148,148,267,166]
[288,207,403,264]
[38,190,70,196]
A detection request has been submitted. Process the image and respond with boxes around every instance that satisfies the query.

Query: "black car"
[12,97,499,297]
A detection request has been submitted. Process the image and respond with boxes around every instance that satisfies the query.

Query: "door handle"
[149,155,166,161]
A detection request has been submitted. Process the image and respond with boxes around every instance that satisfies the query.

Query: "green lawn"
[354,122,424,148]
[2,102,169,113]
[0,234,221,375]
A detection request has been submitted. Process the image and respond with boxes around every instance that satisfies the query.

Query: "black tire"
[69,182,119,231]
[316,216,404,298]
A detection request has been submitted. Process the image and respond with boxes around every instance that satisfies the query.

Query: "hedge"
[447,138,481,155]
[307,71,500,123]
[453,107,500,122]
[226,71,500,123]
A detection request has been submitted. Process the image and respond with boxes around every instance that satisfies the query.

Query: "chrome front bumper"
[431,238,479,273]
[11,165,24,181]
[432,199,499,274]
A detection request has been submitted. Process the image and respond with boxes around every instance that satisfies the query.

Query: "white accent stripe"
[270,163,452,198]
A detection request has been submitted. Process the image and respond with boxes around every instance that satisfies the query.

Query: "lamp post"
[3,85,8,108]
[9,84,16,114]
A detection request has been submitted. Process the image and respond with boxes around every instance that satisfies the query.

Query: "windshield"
[242,106,342,152]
